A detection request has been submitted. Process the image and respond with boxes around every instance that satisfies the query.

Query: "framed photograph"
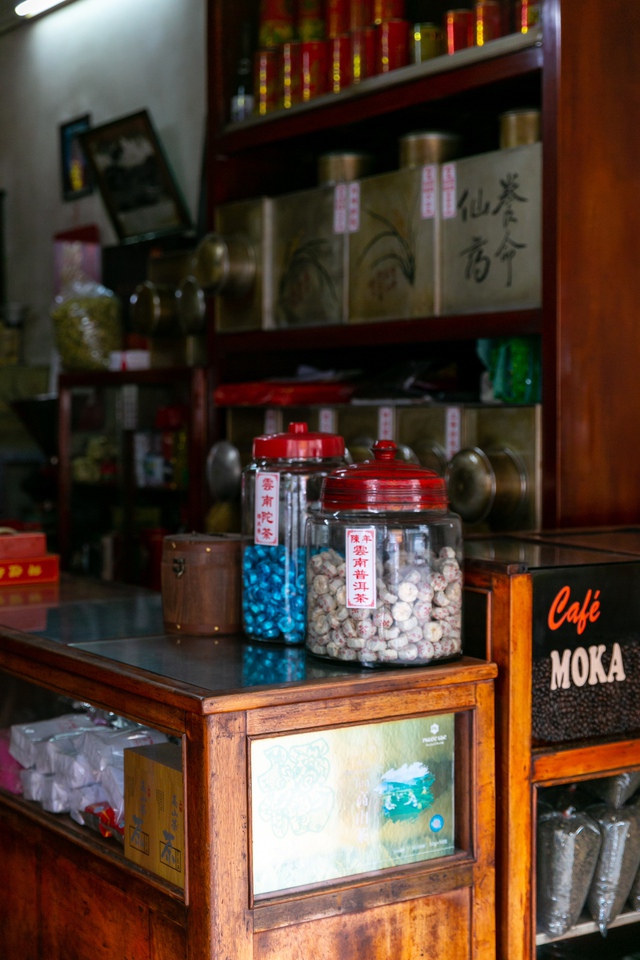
[60,115,93,202]
[79,109,192,243]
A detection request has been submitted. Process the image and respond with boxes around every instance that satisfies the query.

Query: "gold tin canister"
[412,22,445,62]
[399,130,461,168]
[318,151,373,184]
[499,108,541,149]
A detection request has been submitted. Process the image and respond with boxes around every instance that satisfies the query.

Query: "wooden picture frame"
[60,114,93,202]
[79,109,192,243]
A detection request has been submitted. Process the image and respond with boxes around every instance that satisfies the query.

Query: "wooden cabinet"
[57,367,210,583]
[464,528,640,960]
[0,577,496,960]
[204,0,640,530]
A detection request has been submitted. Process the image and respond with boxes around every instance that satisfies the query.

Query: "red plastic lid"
[253,422,346,459]
[321,439,449,511]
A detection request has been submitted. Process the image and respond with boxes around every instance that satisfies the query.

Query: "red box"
[0,531,47,560]
[0,555,60,586]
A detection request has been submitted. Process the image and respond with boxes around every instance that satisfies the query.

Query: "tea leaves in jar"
[306,539,463,666]
[52,285,122,371]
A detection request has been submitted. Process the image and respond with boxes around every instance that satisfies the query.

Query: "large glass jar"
[241,421,346,644]
[306,439,463,666]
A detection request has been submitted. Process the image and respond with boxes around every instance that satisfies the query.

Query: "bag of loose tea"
[52,279,122,371]
[587,802,640,935]
[586,771,640,809]
[536,804,602,938]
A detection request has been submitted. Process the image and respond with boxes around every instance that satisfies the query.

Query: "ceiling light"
[15,0,67,17]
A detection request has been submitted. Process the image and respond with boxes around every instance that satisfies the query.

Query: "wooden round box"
[161,533,242,636]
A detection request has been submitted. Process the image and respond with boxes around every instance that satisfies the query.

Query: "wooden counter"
[0,575,496,960]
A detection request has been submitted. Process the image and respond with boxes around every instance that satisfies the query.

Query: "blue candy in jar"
[241,422,346,645]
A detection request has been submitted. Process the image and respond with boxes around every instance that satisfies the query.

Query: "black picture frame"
[60,114,93,202]
[79,109,193,243]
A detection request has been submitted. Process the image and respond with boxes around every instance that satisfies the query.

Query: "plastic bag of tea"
[587,771,640,809]
[587,802,640,935]
[536,804,602,937]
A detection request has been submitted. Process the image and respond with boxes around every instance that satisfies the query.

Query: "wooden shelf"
[214,309,542,359]
[219,30,543,153]
[536,908,640,945]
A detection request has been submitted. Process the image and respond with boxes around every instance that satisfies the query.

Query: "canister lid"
[253,421,346,459]
[321,439,449,511]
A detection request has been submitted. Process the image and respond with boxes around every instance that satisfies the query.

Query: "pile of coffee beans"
[532,638,640,743]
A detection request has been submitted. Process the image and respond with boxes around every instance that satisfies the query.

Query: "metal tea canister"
[474,0,503,44]
[306,440,464,667]
[242,422,347,644]
[444,8,475,52]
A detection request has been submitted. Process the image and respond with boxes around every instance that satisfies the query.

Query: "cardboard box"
[124,742,185,889]
[348,165,440,323]
[440,143,542,314]
[0,531,47,560]
[0,554,59,586]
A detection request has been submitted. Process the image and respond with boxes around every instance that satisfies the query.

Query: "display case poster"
[251,713,455,895]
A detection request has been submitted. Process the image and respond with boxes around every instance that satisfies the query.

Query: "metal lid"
[193,233,256,296]
[176,275,206,334]
[321,439,449,511]
[253,421,346,460]
[129,281,176,335]
[399,130,461,168]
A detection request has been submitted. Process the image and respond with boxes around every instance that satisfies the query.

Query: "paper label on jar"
[254,471,280,546]
[346,526,377,608]
[441,162,457,219]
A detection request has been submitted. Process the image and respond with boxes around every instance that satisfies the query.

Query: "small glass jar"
[306,439,463,667]
[241,421,346,644]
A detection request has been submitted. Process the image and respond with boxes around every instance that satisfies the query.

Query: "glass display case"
[0,574,496,960]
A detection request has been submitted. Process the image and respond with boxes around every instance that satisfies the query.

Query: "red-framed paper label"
[346,527,376,608]
[254,472,280,546]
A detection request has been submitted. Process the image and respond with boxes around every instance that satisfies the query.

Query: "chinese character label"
[254,471,280,546]
[421,164,437,219]
[346,527,376,608]
[319,408,337,433]
[263,409,280,434]
[441,163,457,219]
[377,406,395,440]
[347,181,360,233]
[445,406,462,460]
[334,182,348,234]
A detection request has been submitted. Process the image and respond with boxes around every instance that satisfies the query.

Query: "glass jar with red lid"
[306,439,463,666]
[242,421,346,644]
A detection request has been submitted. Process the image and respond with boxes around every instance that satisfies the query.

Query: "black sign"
[531,562,640,745]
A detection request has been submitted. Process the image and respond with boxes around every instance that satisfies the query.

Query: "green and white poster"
[251,713,455,895]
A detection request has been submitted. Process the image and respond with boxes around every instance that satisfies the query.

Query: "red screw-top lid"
[252,422,346,459]
[321,439,449,511]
